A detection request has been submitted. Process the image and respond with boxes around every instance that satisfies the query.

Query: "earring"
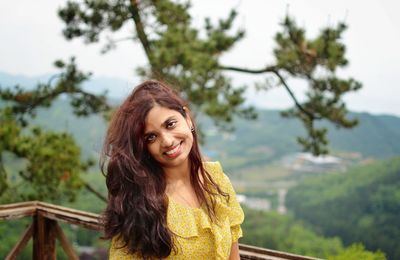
[190,126,195,132]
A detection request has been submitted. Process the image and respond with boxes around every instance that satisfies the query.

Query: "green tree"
[329,244,386,260]
[0,58,109,202]
[0,0,361,202]
[59,0,361,155]
[241,208,384,259]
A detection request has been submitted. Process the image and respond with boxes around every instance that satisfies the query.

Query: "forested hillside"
[286,157,400,259]
[2,96,398,259]
[27,98,400,169]
[241,208,385,259]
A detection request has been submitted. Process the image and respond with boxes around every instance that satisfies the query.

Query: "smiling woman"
[144,105,194,168]
[100,80,244,259]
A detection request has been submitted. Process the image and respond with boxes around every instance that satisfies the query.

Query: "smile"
[164,142,182,158]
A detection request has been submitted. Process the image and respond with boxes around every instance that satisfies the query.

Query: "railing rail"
[0,201,320,260]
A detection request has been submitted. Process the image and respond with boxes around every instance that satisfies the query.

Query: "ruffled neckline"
[165,161,242,259]
[166,195,212,239]
[167,194,204,211]
[166,190,232,259]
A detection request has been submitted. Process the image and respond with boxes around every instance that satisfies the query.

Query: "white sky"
[0,0,399,116]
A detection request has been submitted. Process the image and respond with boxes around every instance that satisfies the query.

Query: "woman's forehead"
[145,106,182,130]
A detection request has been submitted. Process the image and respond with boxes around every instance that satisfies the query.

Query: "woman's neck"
[163,158,191,186]
[163,159,202,208]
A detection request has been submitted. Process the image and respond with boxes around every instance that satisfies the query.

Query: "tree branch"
[83,182,107,203]
[220,65,321,120]
[11,85,111,116]
[130,0,154,67]
[18,171,33,182]
[272,70,321,120]
[23,88,64,114]
[47,74,62,87]
[219,65,277,74]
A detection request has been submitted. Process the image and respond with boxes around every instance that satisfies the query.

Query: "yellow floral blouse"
[109,161,245,260]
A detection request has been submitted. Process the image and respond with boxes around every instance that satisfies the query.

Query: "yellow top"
[109,161,244,260]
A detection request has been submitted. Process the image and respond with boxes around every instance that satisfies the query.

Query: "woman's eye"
[146,134,156,143]
[166,121,177,129]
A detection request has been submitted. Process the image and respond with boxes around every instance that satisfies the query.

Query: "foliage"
[241,207,384,259]
[58,0,361,155]
[274,17,361,155]
[286,157,400,259]
[59,0,255,130]
[0,219,33,259]
[241,208,343,258]
[328,244,386,260]
[0,58,109,202]
[0,0,362,236]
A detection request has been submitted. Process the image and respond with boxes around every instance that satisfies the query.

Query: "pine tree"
[0,0,361,202]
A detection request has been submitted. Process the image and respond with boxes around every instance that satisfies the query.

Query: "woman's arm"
[229,242,240,260]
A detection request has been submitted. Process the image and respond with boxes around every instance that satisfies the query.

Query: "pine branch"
[10,86,110,116]
[219,65,277,74]
[220,65,320,120]
[272,70,321,120]
[83,182,107,203]
[129,0,155,67]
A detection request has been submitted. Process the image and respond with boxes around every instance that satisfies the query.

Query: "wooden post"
[32,212,57,260]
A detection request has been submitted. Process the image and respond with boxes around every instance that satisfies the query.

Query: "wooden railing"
[0,201,320,260]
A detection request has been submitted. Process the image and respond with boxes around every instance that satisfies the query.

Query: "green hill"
[2,91,396,259]
[286,157,400,260]
[2,71,400,170]
[26,98,400,165]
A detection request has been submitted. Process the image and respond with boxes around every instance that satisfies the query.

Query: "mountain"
[2,71,400,172]
[0,71,50,88]
[0,71,133,99]
[17,98,400,171]
[202,110,400,173]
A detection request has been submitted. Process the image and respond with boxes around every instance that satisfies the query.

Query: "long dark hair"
[100,80,227,259]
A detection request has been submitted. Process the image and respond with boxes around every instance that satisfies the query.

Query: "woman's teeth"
[165,144,180,155]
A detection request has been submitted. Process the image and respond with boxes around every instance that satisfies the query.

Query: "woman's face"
[144,105,194,169]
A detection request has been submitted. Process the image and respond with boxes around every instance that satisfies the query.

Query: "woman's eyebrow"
[161,116,176,126]
[144,116,177,136]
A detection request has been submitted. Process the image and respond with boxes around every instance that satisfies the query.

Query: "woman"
[101,80,244,259]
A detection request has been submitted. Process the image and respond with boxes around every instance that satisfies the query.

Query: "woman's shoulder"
[203,161,223,174]
[203,161,233,191]
[203,161,224,180]
[203,161,245,230]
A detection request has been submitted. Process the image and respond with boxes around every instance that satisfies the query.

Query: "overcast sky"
[0,0,399,116]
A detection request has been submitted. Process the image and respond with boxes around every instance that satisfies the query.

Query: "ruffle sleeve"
[205,161,245,242]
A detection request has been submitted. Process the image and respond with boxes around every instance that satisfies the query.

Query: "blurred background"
[1,0,399,259]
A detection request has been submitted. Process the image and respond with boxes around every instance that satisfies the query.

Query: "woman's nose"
[161,132,174,147]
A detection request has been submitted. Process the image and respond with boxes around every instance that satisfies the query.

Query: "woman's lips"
[164,142,182,159]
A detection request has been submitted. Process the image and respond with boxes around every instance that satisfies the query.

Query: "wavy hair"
[100,80,228,259]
